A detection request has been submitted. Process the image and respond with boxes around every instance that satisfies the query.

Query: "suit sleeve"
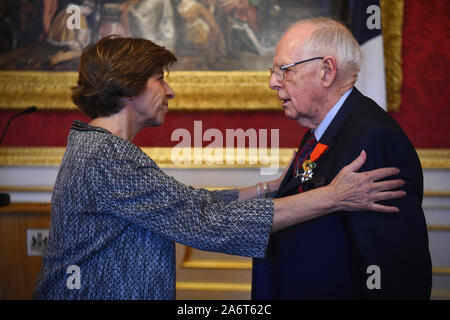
[345,126,432,299]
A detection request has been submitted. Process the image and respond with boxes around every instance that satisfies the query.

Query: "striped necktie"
[293,130,317,191]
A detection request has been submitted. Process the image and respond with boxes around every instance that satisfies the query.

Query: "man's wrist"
[323,185,340,213]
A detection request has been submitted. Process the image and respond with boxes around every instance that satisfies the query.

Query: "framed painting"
[0,0,402,111]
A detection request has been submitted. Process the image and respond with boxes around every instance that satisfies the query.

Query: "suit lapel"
[276,88,364,197]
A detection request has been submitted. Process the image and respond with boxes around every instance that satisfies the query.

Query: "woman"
[33,36,404,299]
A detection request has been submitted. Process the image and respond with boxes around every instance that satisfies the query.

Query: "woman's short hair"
[293,17,362,79]
[71,36,177,119]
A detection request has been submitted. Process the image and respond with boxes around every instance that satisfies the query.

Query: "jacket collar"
[71,120,112,135]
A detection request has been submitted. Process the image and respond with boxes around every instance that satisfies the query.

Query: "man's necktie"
[293,130,317,192]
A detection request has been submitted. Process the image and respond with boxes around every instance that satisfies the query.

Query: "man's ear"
[320,56,338,88]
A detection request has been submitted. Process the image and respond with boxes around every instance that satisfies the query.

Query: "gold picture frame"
[0,0,403,112]
[0,70,279,111]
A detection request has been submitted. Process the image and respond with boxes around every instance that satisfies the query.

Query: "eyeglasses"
[269,57,323,82]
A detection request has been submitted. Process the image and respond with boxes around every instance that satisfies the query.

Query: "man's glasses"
[269,57,323,82]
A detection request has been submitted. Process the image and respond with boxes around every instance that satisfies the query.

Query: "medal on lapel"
[300,159,316,182]
[296,143,329,182]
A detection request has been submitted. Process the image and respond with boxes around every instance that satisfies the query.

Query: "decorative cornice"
[1,147,449,169]
[0,147,66,166]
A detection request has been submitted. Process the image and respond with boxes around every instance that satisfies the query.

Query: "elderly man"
[252,17,432,300]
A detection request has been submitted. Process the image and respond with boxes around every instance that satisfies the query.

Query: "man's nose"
[269,73,282,90]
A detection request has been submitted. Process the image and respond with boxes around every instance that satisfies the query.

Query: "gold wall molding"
[433,267,450,275]
[0,186,53,193]
[428,225,450,232]
[180,260,251,270]
[1,147,449,169]
[380,0,404,112]
[175,286,450,297]
[416,149,450,169]
[181,245,251,271]
[431,290,450,299]
[423,191,450,197]
[180,245,450,276]
[0,147,66,166]
[176,285,450,296]
[176,281,250,292]
[0,146,293,168]
[0,71,279,111]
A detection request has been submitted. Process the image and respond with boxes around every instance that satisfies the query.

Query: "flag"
[350,0,387,111]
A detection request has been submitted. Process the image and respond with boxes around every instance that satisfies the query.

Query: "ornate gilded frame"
[381,0,404,112]
[0,71,280,111]
[0,0,402,112]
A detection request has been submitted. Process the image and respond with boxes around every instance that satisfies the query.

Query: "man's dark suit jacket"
[252,88,432,299]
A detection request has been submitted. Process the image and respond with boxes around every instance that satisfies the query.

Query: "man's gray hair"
[292,17,362,79]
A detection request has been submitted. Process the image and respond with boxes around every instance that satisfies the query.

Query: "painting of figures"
[0,0,348,71]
